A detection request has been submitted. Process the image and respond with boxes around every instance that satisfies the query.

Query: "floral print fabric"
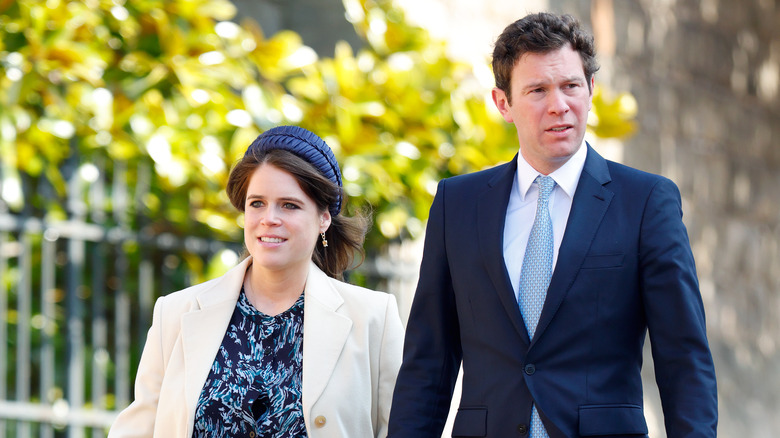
[192,288,306,437]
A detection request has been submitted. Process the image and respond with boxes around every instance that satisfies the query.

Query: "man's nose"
[547,90,570,114]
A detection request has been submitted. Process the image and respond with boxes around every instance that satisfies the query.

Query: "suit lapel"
[477,156,532,344]
[180,257,251,432]
[533,145,613,344]
[301,263,352,417]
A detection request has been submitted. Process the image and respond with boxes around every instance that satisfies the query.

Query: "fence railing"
[0,211,243,438]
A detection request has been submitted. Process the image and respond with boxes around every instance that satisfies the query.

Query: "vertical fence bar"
[66,155,87,438]
[90,241,108,438]
[15,233,31,438]
[112,161,131,410]
[113,255,131,412]
[40,230,58,438]
[66,237,86,438]
[135,162,153,367]
[0,165,5,438]
[0,231,8,438]
[138,258,153,351]
[91,156,109,438]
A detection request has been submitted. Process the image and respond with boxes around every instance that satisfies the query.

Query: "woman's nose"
[260,207,282,225]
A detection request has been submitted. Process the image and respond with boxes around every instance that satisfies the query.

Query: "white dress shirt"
[503,142,588,302]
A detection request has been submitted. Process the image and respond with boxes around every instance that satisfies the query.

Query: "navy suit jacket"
[388,146,717,437]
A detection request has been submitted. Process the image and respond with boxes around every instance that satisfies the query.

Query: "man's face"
[492,44,594,175]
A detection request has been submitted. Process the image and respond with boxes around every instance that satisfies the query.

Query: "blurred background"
[0,0,777,437]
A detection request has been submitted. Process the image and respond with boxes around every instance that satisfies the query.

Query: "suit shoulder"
[437,160,514,198]
[600,160,683,206]
[605,160,674,186]
[447,160,511,184]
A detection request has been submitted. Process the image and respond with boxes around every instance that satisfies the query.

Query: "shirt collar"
[516,139,588,201]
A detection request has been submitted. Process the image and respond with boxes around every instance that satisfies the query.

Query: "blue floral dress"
[192,287,307,437]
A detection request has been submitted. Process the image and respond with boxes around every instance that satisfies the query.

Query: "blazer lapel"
[301,263,352,417]
[180,257,251,433]
[477,156,532,344]
[533,145,613,344]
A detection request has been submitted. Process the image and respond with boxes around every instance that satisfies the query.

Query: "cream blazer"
[108,258,404,438]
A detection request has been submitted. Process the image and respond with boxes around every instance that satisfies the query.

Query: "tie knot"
[536,175,555,201]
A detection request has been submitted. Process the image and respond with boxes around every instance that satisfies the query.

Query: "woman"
[109,126,404,437]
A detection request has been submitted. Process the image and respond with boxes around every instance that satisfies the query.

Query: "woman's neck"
[244,262,307,316]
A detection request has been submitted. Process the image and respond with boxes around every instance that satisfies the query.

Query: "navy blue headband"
[246,125,343,216]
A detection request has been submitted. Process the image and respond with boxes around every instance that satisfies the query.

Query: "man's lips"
[546,125,572,132]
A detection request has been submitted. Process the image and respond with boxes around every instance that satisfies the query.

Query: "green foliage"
[0,0,636,256]
[293,0,519,248]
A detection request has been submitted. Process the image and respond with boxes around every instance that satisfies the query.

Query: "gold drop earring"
[320,232,328,248]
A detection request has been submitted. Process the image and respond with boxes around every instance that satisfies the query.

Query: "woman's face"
[243,163,331,276]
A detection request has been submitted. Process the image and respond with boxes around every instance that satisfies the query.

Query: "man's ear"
[492,87,514,123]
[588,76,595,110]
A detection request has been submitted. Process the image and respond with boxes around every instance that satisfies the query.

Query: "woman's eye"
[283,202,299,210]
[249,200,264,208]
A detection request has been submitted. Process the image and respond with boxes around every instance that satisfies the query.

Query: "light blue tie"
[518,175,555,438]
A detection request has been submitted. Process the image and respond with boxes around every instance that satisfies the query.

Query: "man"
[388,12,717,438]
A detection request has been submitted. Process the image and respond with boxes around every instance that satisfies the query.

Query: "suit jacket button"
[518,423,528,434]
[524,364,536,375]
[314,415,327,427]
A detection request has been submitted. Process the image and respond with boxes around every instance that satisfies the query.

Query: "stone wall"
[231,0,362,56]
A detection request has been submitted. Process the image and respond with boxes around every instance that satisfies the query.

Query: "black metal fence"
[0,210,241,438]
